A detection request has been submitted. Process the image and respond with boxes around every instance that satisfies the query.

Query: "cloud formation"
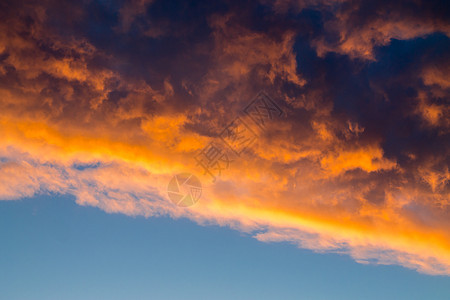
[0,0,449,274]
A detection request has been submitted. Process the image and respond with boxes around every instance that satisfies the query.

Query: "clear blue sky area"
[1,196,449,300]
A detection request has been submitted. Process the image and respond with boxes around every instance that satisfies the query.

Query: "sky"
[0,0,449,298]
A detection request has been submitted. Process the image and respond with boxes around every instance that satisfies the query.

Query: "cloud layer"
[0,0,449,274]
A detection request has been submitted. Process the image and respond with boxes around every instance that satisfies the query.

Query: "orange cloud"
[0,0,449,276]
[312,2,450,60]
[320,144,396,175]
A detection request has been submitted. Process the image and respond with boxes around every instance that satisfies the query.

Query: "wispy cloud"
[0,0,449,275]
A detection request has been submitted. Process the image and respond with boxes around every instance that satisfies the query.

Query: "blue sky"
[1,195,449,299]
[1,0,450,297]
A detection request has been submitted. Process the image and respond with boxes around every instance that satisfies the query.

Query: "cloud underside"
[0,0,449,274]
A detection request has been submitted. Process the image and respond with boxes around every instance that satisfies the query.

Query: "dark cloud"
[0,0,449,274]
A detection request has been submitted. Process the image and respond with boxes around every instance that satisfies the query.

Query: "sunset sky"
[0,0,449,298]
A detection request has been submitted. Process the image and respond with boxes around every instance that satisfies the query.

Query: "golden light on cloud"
[0,0,449,277]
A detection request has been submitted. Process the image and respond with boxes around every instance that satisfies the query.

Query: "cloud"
[311,0,450,59]
[0,0,449,275]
